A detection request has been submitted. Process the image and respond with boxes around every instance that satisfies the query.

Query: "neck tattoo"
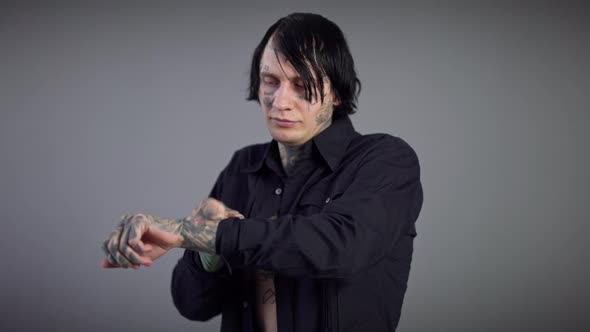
[278,143,304,175]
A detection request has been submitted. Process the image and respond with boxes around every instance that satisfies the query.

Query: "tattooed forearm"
[101,198,243,269]
[180,198,244,253]
[180,219,218,253]
[125,212,219,253]
[178,208,219,253]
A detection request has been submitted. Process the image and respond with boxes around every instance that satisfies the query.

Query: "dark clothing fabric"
[171,114,423,332]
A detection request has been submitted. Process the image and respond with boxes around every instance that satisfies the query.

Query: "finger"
[119,216,149,267]
[101,259,141,270]
[101,242,121,268]
[106,224,134,268]
[103,229,127,267]
[199,198,225,220]
[226,209,245,219]
[119,214,129,222]
[124,218,153,266]
[127,219,153,255]
[109,241,134,268]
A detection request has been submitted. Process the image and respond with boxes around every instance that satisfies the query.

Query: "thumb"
[226,209,245,219]
[142,226,182,248]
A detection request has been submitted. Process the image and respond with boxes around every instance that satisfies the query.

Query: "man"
[101,13,423,332]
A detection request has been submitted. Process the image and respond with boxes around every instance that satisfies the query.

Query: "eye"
[262,77,278,86]
[293,81,305,91]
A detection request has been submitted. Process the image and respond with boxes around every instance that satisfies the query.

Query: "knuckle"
[101,244,110,257]
[117,254,131,267]
[128,252,141,265]
[128,238,138,246]
[108,242,117,253]
[123,246,133,257]
[119,243,136,262]
[129,239,142,252]
[132,220,145,230]
[199,198,213,209]
[119,241,128,252]
[108,253,117,264]
[132,245,143,255]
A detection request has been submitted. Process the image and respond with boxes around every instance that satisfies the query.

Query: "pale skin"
[101,37,337,274]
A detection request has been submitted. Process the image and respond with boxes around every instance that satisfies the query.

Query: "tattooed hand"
[101,198,243,269]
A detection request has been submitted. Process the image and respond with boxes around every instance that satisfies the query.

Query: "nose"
[272,84,295,111]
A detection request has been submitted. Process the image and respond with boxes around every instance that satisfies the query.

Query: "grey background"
[1,1,589,331]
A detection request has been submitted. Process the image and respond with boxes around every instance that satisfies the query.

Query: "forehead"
[260,45,299,78]
[259,38,330,87]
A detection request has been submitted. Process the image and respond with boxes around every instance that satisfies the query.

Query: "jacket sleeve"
[215,136,423,279]
[170,249,228,321]
[170,168,231,321]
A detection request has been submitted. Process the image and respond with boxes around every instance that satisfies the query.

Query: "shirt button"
[275,188,283,195]
[325,197,331,204]
[242,301,248,308]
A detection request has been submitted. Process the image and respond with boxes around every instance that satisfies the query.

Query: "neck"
[278,143,305,175]
[277,115,335,174]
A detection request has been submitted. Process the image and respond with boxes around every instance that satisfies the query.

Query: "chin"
[269,130,300,145]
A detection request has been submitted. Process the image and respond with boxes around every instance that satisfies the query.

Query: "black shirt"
[171,114,423,332]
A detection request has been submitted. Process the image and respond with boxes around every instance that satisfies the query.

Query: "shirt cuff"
[215,216,243,271]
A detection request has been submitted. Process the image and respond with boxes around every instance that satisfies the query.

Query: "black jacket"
[171,114,423,331]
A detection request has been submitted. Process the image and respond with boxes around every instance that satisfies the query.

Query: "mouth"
[270,117,298,127]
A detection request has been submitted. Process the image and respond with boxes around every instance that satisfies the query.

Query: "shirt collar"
[312,113,359,171]
[241,113,358,173]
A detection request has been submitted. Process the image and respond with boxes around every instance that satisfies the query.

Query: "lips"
[273,118,296,123]
[270,117,298,127]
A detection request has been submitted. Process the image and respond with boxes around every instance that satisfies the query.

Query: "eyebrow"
[260,71,303,83]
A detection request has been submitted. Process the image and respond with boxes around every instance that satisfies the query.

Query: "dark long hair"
[247,13,361,116]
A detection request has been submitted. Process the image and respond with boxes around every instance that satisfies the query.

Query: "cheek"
[260,89,275,109]
[262,96,273,108]
[309,102,332,125]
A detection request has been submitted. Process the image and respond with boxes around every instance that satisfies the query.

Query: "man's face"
[258,41,339,146]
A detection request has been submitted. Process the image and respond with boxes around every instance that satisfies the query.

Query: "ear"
[325,89,340,106]
[332,94,341,106]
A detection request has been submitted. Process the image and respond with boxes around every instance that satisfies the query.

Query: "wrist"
[179,215,219,254]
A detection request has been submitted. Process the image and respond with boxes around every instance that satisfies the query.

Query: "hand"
[101,214,183,269]
[101,198,244,269]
